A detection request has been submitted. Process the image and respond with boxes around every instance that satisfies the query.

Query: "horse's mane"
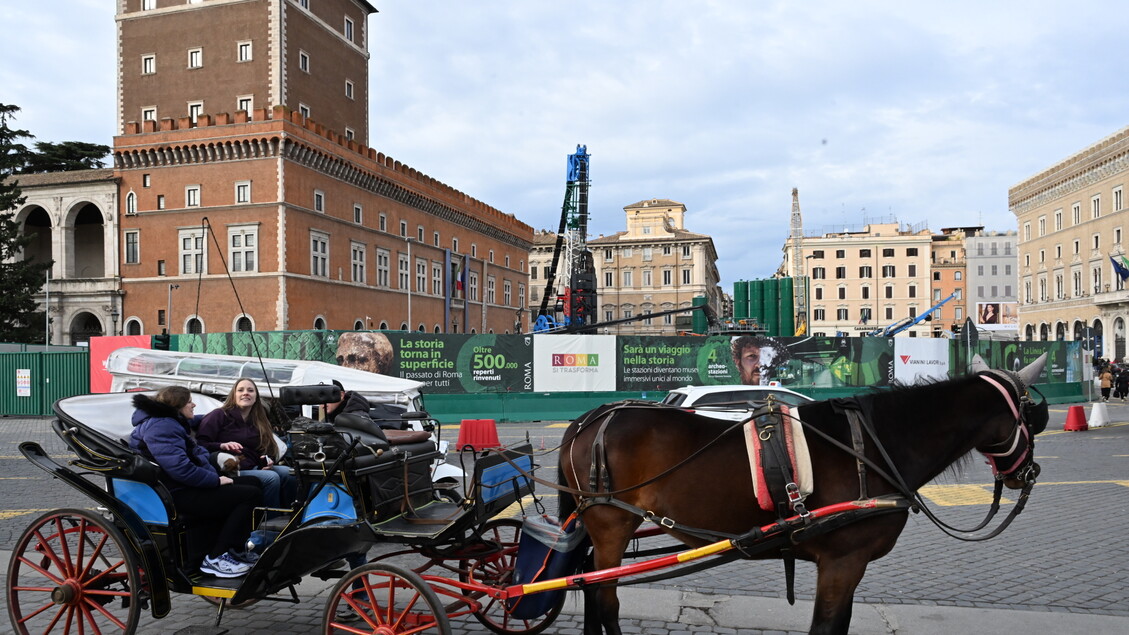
[846,374,988,482]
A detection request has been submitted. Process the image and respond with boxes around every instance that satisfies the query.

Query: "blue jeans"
[241,466,297,508]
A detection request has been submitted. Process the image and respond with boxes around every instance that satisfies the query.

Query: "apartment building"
[783,223,934,337]
[1010,125,1129,358]
[108,0,532,336]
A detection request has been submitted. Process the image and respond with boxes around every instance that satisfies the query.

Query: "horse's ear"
[1017,353,1048,388]
[970,354,990,373]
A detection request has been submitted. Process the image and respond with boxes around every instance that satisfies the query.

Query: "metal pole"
[44,270,49,349]
[167,284,179,333]
[406,238,412,331]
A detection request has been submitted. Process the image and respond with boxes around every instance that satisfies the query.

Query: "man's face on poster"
[737,344,762,385]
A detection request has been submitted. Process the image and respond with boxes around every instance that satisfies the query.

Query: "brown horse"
[558,357,1046,635]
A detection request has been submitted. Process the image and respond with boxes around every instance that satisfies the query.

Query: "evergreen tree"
[22,140,111,173]
[0,104,52,343]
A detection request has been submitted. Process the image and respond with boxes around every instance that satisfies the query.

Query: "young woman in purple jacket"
[196,378,297,509]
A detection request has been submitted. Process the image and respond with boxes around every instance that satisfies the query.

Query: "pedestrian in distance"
[129,386,263,578]
[1099,366,1114,402]
[1117,368,1129,402]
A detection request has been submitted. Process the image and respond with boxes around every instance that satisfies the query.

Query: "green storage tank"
[761,279,778,337]
[692,296,709,333]
[750,280,765,328]
[779,277,795,335]
[733,282,749,319]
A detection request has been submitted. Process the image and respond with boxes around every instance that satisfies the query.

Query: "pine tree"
[0,104,52,343]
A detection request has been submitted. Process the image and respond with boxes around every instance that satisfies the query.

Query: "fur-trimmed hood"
[131,393,183,426]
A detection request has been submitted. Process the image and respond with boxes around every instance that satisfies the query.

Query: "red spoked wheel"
[324,562,451,634]
[460,518,564,635]
[6,508,144,635]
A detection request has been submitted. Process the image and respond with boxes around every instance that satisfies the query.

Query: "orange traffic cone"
[1064,405,1088,431]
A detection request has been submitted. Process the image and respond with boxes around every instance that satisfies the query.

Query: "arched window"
[236,316,253,332]
[126,319,142,335]
[314,317,326,330]
[434,325,441,333]
[379,321,388,330]
[187,317,203,334]
[125,191,136,216]
[417,323,425,332]
[400,322,408,331]
[354,320,364,330]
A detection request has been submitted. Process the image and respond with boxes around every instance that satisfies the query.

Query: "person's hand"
[262,455,274,468]
[219,476,233,486]
[220,441,243,452]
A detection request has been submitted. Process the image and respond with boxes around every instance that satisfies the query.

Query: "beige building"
[1010,125,1129,358]
[783,223,934,337]
[529,198,723,334]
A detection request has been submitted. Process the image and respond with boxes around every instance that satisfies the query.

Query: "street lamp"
[109,308,120,336]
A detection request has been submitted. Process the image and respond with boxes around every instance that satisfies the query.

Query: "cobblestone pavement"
[3,400,1128,633]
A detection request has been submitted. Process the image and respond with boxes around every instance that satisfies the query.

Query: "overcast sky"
[3,1,1128,287]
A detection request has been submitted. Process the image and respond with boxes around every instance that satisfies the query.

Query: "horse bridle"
[977,370,1044,487]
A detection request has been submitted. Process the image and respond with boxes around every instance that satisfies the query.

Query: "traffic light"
[153,333,170,350]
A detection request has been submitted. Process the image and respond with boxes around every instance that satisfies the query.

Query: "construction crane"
[863,292,957,337]
[534,146,597,333]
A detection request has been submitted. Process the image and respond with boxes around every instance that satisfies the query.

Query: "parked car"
[661,384,813,420]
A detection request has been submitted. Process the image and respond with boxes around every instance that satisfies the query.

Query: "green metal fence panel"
[425,391,661,424]
[42,352,90,413]
[0,353,45,416]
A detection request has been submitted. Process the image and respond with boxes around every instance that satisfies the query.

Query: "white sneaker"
[201,552,252,578]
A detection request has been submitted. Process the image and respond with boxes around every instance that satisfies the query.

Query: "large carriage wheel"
[460,518,564,635]
[324,562,451,634]
[7,508,144,635]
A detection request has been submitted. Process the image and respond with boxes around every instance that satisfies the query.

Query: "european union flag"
[1111,255,1129,281]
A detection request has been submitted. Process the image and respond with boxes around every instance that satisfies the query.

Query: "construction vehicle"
[862,292,957,337]
[534,146,597,333]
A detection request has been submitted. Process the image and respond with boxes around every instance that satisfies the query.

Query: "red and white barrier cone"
[1064,405,1088,431]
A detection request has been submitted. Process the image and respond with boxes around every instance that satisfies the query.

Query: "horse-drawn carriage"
[7,355,1049,635]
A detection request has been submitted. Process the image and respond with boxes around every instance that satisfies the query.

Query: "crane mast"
[535,146,597,333]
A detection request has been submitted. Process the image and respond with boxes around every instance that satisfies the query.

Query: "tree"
[22,140,111,173]
[0,104,52,343]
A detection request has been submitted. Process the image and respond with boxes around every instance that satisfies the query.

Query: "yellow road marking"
[0,477,39,480]
[919,485,1010,506]
[547,423,571,428]
[920,479,1129,506]
[0,509,56,520]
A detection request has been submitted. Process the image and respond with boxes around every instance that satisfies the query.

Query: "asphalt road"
[2,401,1128,633]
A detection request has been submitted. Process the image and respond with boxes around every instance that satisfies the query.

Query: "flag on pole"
[1110,254,1129,281]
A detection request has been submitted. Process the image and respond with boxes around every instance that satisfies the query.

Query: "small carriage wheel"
[7,508,144,635]
[459,518,564,635]
[324,562,452,634]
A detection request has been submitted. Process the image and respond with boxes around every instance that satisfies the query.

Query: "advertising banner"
[975,301,1019,331]
[371,333,533,393]
[893,338,949,384]
[617,336,738,391]
[534,335,617,392]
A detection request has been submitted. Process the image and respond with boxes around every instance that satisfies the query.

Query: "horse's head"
[973,353,1047,490]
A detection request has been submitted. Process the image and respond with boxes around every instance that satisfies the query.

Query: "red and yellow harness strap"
[507,498,899,600]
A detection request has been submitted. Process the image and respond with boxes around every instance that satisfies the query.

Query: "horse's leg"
[579,508,639,635]
[808,553,870,635]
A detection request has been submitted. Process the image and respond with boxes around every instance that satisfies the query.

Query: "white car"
[660,384,813,420]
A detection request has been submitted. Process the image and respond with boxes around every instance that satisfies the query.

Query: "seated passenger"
[325,379,373,423]
[130,386,262,578]
[197,378,298,509]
